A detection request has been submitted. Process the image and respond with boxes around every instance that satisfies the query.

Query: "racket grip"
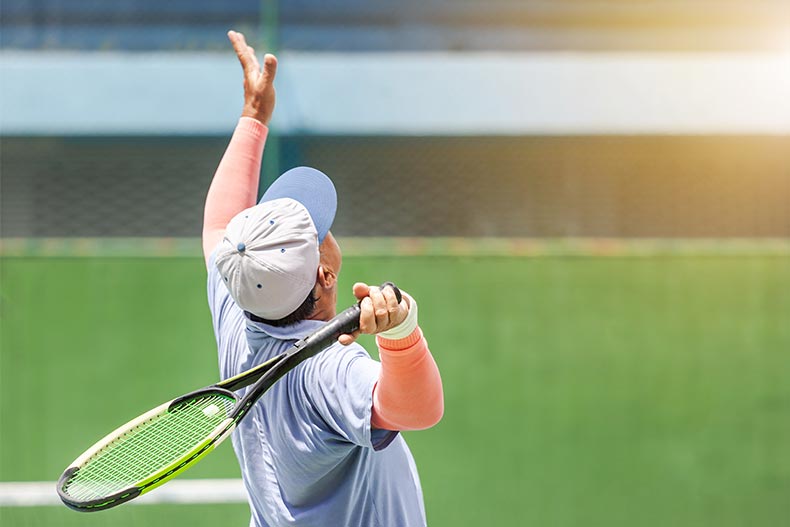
[299,282,402,349]
[273,282,403,376]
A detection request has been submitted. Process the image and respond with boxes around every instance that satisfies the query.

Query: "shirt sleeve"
[302,342,398,451]
[372,326,443,431]
[202,117,267,265]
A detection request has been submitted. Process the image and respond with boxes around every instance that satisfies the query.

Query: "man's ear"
[317,265,336,290]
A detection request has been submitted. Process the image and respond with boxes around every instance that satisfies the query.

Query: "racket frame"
[57,389,238,512]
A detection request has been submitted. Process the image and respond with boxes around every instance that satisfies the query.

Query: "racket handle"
[297,282,402,351]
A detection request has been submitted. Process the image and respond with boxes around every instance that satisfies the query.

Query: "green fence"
[3,136,789,238]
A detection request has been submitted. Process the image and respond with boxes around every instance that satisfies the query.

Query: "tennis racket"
[57,283,401,512]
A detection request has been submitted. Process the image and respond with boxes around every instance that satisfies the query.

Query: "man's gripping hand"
[338,283,411,346]
[228,30,277,125]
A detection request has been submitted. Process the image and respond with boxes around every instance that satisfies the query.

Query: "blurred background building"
[2,0,788,240]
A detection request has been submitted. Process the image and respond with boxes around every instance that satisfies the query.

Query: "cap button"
[237,242,246,253]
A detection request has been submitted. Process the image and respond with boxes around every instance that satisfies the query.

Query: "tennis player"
[201,31,444,526]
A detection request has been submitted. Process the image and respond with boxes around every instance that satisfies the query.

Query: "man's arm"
[202,30,278,266]
[340,284,444,432]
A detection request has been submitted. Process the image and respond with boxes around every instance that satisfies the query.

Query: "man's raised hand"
[228,30,277,125]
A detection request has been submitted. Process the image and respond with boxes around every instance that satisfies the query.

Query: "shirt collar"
[245,317,327,342]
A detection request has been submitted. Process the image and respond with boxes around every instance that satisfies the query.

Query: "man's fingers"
[248,47,260,71]
[369,286,386,315]
[228,30,258,77]
[381,285,401,315]
[236,31,250,51]
[352,282,370,300]
[339,330,360,346]
[368,286,390,328]
[359,296,376,334]
[262,54,278,84]
[228,31,248,64]
[228,30,276,88]
[350,282,408,336]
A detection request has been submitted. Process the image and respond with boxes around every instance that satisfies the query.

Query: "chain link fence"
[2,135,788,238]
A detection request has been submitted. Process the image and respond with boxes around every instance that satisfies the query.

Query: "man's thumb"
[262,54,278,83]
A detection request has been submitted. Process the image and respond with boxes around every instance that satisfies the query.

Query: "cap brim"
[259,167,337,242]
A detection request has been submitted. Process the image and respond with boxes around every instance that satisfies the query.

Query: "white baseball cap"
[214,167,337,320]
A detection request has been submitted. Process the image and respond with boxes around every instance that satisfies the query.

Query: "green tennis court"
[2,252,789,526]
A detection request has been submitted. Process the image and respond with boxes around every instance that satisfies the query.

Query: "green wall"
[2,255,789,526]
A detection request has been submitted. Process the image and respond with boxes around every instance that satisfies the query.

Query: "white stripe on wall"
[1,51,789,135]
[0,480,248,507]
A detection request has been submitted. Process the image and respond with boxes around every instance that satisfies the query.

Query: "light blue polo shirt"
[207,256,427,527]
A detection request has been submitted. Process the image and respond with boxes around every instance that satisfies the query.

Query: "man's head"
[214,166,338,325]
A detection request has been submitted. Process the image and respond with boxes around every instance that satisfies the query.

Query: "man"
[202,31,444,526]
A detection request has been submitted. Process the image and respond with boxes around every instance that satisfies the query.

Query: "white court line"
[0,480,247,507]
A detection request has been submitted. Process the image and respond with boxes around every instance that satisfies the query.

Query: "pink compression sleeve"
[371,327,444,431]
[202,117,268,264]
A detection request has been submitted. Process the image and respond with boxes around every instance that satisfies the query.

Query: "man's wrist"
[236,116,268,139]
[241,107,272,126]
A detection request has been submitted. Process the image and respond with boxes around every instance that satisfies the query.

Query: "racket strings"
[63,393,235,502]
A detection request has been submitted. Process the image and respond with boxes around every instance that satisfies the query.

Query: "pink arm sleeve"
[371,328,444,431]
[202,117,268,265]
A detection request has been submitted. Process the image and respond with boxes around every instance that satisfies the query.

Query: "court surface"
[2,254,789,526]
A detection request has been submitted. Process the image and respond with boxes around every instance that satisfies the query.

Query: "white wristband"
[379,293,418,340]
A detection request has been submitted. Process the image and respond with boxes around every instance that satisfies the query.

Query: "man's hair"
[245,289,317,327]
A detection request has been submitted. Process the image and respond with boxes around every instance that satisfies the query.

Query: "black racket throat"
[167,307,360,422]
[232,300,363,420]
[168,387,238,412]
